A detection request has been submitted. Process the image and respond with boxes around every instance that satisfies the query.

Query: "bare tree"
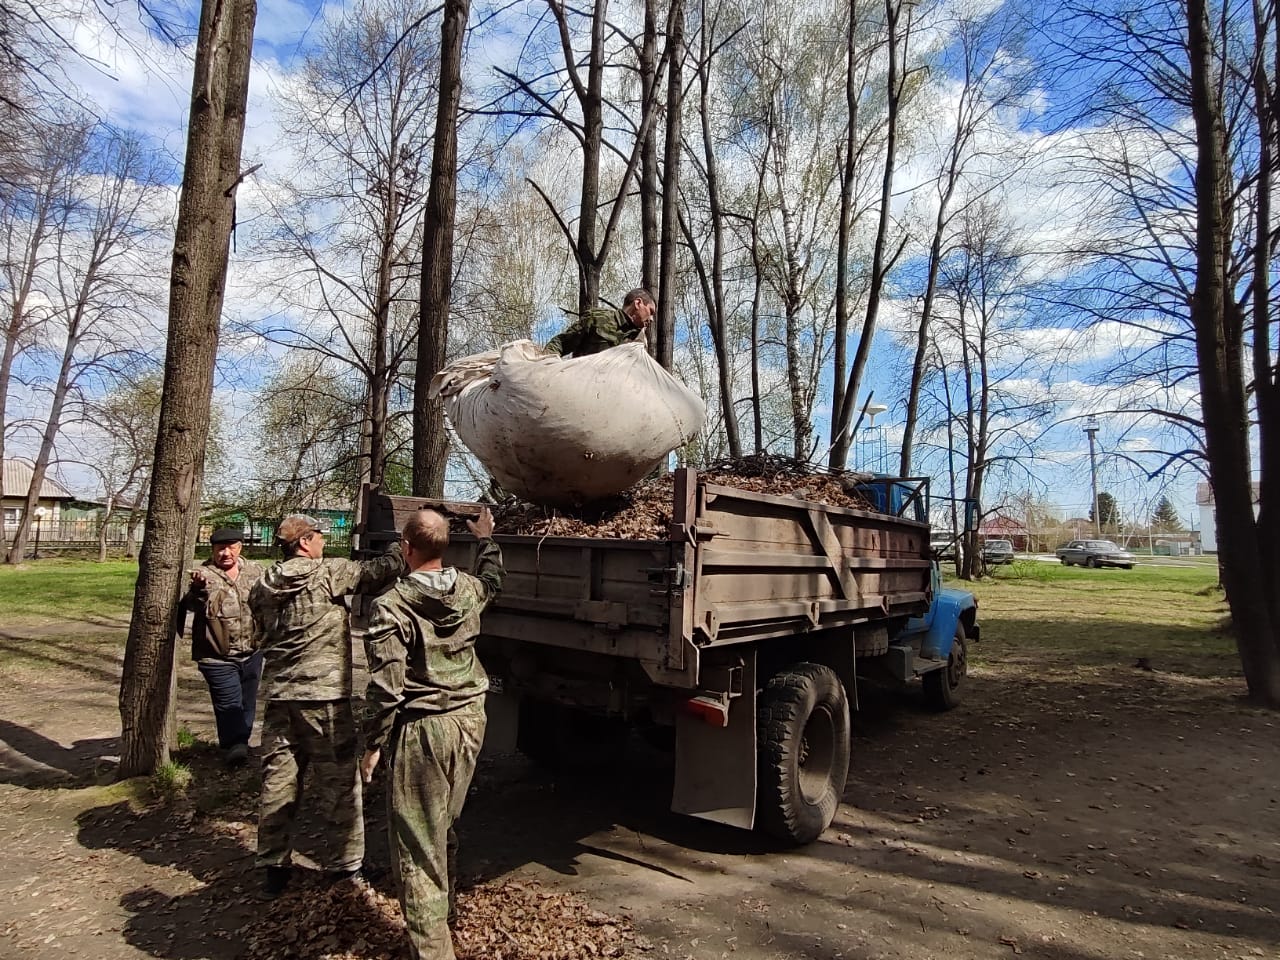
[675,0,747,458]
[260,0,437,499]
[0,116,85,505]
[491,0,664,316]
[251,357,367,516]
[829,0,916,470]
[1060,0,1280,702]
[1185,0,1280,703]
[923,202,1056,580]
[119,0,257,776]
[899,7,1032,476]
[6,126,166,563]
[83,371,162,560]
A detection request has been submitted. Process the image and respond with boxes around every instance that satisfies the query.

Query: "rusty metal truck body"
[361,468,978,844]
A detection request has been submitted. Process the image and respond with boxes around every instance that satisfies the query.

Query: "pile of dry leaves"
[488,456,876,539]
[241,876,638,960]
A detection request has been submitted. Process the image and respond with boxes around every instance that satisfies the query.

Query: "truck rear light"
[682,695,730,727]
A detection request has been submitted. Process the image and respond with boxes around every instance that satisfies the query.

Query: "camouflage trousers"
[257,699,364,872]
[387,702,486,960]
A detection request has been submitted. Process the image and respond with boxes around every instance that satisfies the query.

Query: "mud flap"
[671,653,757,830]
[481,689,520,756]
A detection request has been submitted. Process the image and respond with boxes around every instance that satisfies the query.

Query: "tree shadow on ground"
[0,718,118,786]
[452,665,1277,956]
[73,743,407,960]
[0,630,126,685]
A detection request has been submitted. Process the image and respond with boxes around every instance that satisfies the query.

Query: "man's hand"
[360,749,381,784]
[467,506,495,540]
[190,570,208,588]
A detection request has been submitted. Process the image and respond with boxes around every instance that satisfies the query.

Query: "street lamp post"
[1083,418,1101,536]
[33,506,47,560]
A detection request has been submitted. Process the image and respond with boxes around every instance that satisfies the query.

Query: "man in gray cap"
[179,526,264,766]
[249,513,406,897]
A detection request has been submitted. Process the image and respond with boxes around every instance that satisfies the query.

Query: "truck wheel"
[924,625,967,712]
[756,663,851,845]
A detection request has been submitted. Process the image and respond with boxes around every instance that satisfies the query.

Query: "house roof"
[978,515,1029,535]
[2,460,75,500]
[1196,480,1260,506]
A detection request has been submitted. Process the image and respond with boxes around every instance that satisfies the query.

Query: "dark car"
[1055,539,1135,569]
[981,538,1015,565]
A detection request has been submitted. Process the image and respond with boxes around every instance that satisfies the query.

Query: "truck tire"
[756,663,851,845]
[923,624,967,712]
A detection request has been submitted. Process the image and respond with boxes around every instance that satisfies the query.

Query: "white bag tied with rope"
[429,340,706,505]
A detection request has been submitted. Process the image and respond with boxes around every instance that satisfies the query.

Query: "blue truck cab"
[854,475,980,710]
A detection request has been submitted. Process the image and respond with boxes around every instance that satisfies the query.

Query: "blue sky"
[8,0,1214,531]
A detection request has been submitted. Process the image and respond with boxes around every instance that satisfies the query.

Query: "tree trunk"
[370,178,398,491]
[98,496,114,563]
[125,485,145,559]
[119,0,258,777]
[413,0,469,498]
[654,0,683,372]
[900,152,959,476]
[569,0,607,315]
[1187,0,1280,705]
[0,134,76,506]
[830,0,907,470]
[689,6,740,458]
[639,0,659,299]
[831,0,860,445]
[6,320,78,562]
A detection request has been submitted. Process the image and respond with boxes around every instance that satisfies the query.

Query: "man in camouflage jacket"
[249,513,407,897]
[179,526,264,766]
[360,506,503,960]
[545,286,655,357]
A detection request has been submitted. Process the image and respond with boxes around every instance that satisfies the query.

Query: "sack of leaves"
[429,340,705,506]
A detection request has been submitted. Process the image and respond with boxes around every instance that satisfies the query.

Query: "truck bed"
[361,469,932,691]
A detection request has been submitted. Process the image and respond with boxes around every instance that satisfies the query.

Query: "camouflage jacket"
[251,544,406,702]
[545,306,643,358]
[362,539,504,752]
[179,558,264,660]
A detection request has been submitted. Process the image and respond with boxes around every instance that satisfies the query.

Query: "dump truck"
[359,468,978,845]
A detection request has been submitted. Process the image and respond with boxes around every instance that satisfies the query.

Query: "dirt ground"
[0,607,1277,960]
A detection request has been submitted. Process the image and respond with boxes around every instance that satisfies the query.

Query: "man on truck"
[249,513,406,897]
[545,286,655,357]
[359,506,504,960]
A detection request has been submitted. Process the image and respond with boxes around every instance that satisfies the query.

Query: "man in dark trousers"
[180,526,264,766]
[360,506,503,960]
[250,513,406,897]
[545,287,655,357]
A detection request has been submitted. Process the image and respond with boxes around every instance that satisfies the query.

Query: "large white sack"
[429,340,705,505]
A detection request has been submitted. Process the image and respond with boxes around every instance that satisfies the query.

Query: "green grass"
[954,560,1238,679]
[148,760,193,803]
[175,727,198,751]
[0,559,137,621]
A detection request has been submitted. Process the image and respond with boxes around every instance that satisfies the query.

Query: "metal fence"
[4,518,353,557]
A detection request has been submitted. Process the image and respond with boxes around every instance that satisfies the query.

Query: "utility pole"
[1084,417,1101,536]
